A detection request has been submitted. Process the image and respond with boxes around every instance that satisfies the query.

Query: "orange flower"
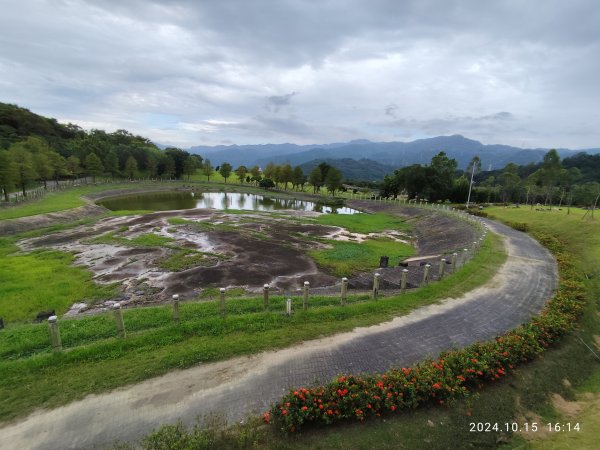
[432,383,442,389]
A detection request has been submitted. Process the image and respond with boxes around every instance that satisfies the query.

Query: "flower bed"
[267,232,585,432]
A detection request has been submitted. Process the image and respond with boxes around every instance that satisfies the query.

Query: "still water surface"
[99,191,359,214]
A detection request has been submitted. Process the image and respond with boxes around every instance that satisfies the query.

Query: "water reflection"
[99,191,359,214]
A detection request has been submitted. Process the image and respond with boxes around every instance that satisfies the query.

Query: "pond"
[98,191,360,214]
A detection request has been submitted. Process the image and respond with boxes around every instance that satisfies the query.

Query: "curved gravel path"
[0,217,557,450]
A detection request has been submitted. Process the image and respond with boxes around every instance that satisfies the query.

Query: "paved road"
[0,217,557,450]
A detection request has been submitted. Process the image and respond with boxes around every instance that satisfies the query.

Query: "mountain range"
[189,135,600,181]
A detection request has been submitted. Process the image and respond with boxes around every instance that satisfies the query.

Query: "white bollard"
[401,269,409,292]
[219,288,226,316]
[113,303,126,338]
[372,273,381,299]
[341,277,348,305]
[48,316,62,352]
[303,281,310,310]
[263,284,270,309]
[172,294,180,322]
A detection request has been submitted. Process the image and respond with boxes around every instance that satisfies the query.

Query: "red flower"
[282,409,288,415]
[263,412,270,424]
[319,404,324,410]
[432,383,441,389]
[302,406,308,411]
[391,405,396,411]
[327,409,333,415]
[293,391,299,396]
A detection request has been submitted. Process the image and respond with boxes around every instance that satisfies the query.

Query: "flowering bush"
[268,232,585,432]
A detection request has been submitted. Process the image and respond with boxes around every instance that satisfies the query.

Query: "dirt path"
[0,216,557,450]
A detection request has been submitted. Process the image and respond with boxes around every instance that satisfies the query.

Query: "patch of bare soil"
[0,204,106,235]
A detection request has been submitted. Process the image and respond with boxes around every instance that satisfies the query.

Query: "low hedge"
[266,232,585,432]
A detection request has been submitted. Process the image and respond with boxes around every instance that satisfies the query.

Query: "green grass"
[159,250,221,272]
[0,238,118,323]
[90,232,175,248]
[0,183,157,220]
[315,212,411,233]
[0,233,504,423]
[310,239,414,276]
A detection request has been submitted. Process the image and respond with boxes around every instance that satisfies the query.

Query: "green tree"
[280,163,293,190]
[164,148,190,179]
[124,155,138,180]
[66,156,82,181]
[292,166,305,190]
[499,163,521,203]
[84,152,104,182]
[429,151,458,202]
[0,150,15,201]
[263,162,276,180]
[159,155,175,180]
[201,159,214,181]
[104,151,120,179]
[146,154,158,179]
[249,165,261,185]
[309,166,322,193]
[324,166,343,196]
[48,151,67,186]
[219,162,232,183]
[235,165,248,183]
[183,156,198,181]
[8,143,37,196]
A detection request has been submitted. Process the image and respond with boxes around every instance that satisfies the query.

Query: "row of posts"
[45,234,487,352]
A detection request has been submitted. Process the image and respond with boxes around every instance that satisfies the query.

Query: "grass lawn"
[0,232,504,423]
[310,239,414,276]
[0,237,118,323]
[315,211,411,233]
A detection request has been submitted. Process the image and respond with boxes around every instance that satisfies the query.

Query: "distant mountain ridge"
[189,135,600,176]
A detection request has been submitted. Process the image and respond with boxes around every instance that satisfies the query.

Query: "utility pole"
[466,159,477,209]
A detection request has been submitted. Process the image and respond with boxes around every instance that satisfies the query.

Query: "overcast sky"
[1,0,599,149]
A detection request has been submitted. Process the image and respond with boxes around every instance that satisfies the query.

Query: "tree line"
[380,149,600,208]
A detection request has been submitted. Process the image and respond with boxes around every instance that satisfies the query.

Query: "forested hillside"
[0,103,202,200]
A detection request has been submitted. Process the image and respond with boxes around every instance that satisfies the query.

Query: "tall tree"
[124,155,138,180]
[66,156,82,181]
[249,165,261,185]
[324,166,343,196]
[84,152,104,182]
[309,166,322,193]
[146,154,158,179]
[8,143,37,196]
[104,150,120,178]
[201,159,214,181]
[292,166,305,191]
[219,162,232,183]
[183,156,198,181]
[235,165,248,183]
[280,163,293,190]
[48,151,67,186]
[0,150,15,201]
[161,155,176,179]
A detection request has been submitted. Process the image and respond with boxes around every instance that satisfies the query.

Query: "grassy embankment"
[129,206,600,450]
[0,212,503,423]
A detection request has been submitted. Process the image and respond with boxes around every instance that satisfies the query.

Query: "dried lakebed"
[18,208,416,315]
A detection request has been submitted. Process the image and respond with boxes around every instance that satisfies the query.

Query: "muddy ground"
[14,199,478,316]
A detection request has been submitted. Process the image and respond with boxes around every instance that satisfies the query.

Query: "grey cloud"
[265,92,297,112]
[385,104,398,118]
